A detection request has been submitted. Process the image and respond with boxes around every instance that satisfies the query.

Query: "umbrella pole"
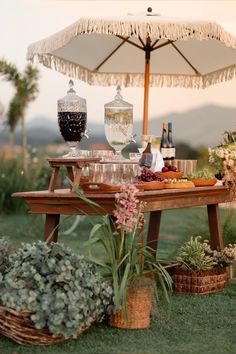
[142,58,150,135]
[142,39,151,135]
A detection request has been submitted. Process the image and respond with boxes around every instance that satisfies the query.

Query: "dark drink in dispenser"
[58,111,87,142]
[57,79,87,156]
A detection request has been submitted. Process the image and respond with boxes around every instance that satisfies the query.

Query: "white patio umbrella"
[27,8,236,134]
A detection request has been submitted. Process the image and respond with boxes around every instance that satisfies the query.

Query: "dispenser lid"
[104,85,133,109]
[57,80,86,112]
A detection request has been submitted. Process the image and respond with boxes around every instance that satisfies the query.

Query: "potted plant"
[208,130,236,198]
[173,236,236,295]
[187,168,217,187]
[0,240,113,345]
[76,183,173,329]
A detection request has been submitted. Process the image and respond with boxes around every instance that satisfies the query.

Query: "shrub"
[0,158,31,213]
[0,241,113,338]
[0,157,52,214]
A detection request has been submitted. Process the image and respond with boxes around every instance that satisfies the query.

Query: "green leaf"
[67,179,103,209]
[119,263,130,322]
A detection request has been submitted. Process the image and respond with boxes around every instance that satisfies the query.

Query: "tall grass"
[0,157,51,214]
[222,208,236,245]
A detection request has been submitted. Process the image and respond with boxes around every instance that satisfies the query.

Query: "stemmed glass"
[104,86,134,160]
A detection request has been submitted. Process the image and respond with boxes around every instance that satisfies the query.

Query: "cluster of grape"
[162,162,177,172]
[139,167,163,182]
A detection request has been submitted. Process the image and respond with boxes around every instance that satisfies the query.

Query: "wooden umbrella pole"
[142,38,151,135]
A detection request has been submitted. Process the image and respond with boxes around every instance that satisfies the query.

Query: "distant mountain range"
[0,104,235,148]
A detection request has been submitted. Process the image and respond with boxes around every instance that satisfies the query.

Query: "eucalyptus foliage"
[0,241,113,338]
[0,237,14,279]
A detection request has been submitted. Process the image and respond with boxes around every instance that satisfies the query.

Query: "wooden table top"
[13,185,231,215]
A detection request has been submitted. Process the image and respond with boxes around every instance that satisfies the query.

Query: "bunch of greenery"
[187,168,215,180]
[176,236,217,271]
[0,241,113,338]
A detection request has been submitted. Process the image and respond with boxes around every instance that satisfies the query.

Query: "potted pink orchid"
[74,183,172,329]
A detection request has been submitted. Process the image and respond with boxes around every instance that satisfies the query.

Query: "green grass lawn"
[1,206,235,257]
[0,206,235,353]
[0,285,235,354]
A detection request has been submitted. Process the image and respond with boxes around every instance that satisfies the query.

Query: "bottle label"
[160,147,169,159]
[168,147,176,159]
[139,153,153,168]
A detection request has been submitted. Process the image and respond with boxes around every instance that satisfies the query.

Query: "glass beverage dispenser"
[104,86,133,160]
[57,80,87,157]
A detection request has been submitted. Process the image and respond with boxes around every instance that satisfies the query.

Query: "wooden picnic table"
[13,185,231,252]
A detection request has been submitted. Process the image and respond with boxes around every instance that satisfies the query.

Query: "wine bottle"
[139,138,153,168]
[160,123,169,161]
[167,122,176,160]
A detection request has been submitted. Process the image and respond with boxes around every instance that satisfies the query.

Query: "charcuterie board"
[81,181,164,193]
[163,181,195,189]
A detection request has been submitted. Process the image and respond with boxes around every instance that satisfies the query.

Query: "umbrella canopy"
[27,8,236,134]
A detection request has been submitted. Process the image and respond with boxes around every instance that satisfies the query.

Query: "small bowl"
[156,171,184,180]
[189,178,217,187]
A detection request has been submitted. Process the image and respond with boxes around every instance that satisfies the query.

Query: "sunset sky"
[1,0,236,133]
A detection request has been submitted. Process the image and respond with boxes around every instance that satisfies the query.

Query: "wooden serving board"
[139,181,164,190]
[81,181,164,193]
[164,181,195,189]
[81,183,121,193]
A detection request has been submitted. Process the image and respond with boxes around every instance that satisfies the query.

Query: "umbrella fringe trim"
[33,54,236,89]
[27,17,236,62]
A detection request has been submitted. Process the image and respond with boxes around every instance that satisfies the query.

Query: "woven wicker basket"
[0,306,89,345]
[108,278,154,329]
[173,267,227,295]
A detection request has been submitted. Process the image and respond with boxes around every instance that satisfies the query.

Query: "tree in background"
[0,59,39,173]
[0,101,4,136]
[176,142,200,160]
[0,101,4,117]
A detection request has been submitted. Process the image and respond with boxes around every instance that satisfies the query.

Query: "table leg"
[147,211,162,253]
[44,214,60,244]
[74,166,83,187]
[66,166,75,190]
[48,167,59,192]
[207,204,224,250]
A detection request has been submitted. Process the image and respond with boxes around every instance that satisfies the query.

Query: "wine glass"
[57,80,87,157]
[104,86,134,160]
